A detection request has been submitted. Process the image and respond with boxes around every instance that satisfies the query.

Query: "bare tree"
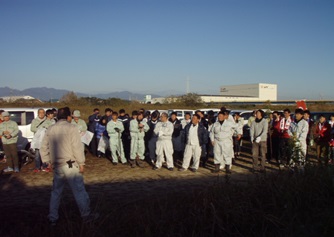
[60,91,78,103]
[177,93,204,107]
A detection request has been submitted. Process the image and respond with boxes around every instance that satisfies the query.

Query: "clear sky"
[0,0,333,99]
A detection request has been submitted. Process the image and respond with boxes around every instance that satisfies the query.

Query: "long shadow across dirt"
[2,140,320,236]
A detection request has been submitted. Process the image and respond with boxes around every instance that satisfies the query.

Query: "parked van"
[230,110,255,138]
[310,112,333,122]
[168,109,194,120]
[1,107,53,151]
[198,108,221,117]
[147,110,168,115]
[230,110,254,126]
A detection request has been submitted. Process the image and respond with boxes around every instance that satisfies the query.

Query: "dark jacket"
[118,115,130,139]
[200,118,209,130]
[183,123,208,146]
[306,118,314,140]
[88,113,100,133]
[169,118,182,137]
[146,119,159,140]
[314,122,331,143]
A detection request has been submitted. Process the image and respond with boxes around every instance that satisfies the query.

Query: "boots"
[136,159,145,168]
[225,165,232,174]
[129,159,136,168]
[212,164,220,173]
[201,156,209,168]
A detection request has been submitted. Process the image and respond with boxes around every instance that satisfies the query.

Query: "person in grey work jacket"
[40,107,98,225]
[250,109,268,173]
[0,111,19,173]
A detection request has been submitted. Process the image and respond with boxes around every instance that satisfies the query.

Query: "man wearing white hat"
[0,111,20,172]
[71,110,88,133]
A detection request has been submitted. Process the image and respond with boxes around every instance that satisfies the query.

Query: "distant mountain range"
[0,87,163,101]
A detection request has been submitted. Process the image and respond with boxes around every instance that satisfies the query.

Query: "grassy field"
[1,163,333,237]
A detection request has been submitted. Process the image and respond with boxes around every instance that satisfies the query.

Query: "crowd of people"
[265,109,334,170]
[84,107,246,173]
[0,107,334,174]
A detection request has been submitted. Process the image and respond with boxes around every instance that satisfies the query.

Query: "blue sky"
[0,0,333,99]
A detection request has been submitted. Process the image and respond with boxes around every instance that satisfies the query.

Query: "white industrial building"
[0,95,37,102]
[200,83,277,103]
[219,83,277,100]
[149,83,277,104]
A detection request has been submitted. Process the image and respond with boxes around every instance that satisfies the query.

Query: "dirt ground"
[0,141,291,228]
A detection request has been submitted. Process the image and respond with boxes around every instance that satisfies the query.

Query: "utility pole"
[186,76,190,94]
[319,93,323,100]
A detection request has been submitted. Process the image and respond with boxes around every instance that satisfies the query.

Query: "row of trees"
[162,93,205,107]
[58,91,206,107]
[59,91,131,107]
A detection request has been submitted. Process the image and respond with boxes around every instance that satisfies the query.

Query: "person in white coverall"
[179,114,208,172]
[153,112,174,171]
[290,109,309,159]
[106,112,127,165]
[210,111,242,174]
[129,112,149,168]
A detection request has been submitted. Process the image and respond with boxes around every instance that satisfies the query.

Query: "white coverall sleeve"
[164,123,174,136]
[40,130,50,164]
[106,121,116,135]
[250,121,255,142]
[153,123,160,136]
[298,122,309,141]
[118,122,125,133]
[210,124,215,142]
[143,122,150,133]
[130,120,140,133]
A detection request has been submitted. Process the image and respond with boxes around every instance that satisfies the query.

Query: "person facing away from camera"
[40,107,98,225]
